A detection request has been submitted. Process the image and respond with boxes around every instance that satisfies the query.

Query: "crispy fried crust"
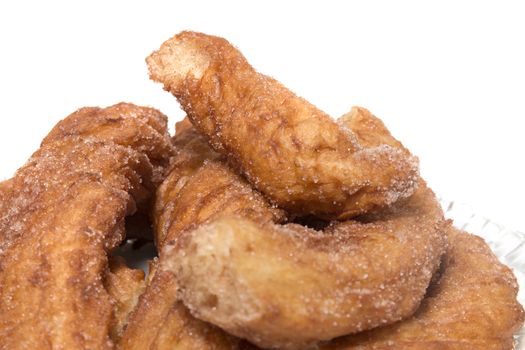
[118,262,240,350]
[118,120,283,350]
[147,31,419,220]
[153,120,286,247]
[0,103,173,349]
[42,104,174,203]
[165,181,446,349]
[105,257,146,341]
[320,228,525,350]
[116,228,524,350]
[122,115,444,349]
[152,118,284,246]
[137,108,443,349]
[116,120,522,350]
[0,179,10,192]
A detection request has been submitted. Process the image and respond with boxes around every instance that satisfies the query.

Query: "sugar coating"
[137,118,444,350]
[318,229,524,349]
[105,256,146,340]
[147,31,420,220]
[119,120,264,350]
[135,31,523,350]
[164,181,447,349]
[0,103,173,349]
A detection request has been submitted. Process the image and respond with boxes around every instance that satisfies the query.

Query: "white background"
[0,1,524,232]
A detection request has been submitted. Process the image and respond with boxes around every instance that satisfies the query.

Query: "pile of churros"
[0,31,523,350]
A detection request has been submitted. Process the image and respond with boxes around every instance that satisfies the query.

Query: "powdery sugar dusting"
[146,31,420,220]
[0,104,173,349]
[164,182,447,349]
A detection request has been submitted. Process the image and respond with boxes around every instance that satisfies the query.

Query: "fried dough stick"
[165,180,446,349]
[118,119,284,350]
[0,103,173,349]
[114,229,524,350]
[105,257,146,342]
[321,228,524,350]
[123,112,444,349]
[147,31,419,220]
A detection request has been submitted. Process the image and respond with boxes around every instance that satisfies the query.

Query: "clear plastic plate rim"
[440,199,525,348]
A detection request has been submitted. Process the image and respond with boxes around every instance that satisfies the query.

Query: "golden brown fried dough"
[144,112,443,349]
[105,256,146,341]
[153,119,285,246]
[118,120,283,350]
[42,104,174,206]
[147,31,419,220]
[0,103,173,349]
[164,181,446,349]
[118,260,240,350]
[122,227,523,350]
[320,228,524,350]
[0,179,10,192]
[123,112,445,349]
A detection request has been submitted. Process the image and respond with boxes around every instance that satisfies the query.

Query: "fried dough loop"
[1,30,522,350]
[145,31,441,348]
[113,112,446,349]
[0,103,174,350]
[137,31,523,350]
[119,123,281,350]
[320,228,525,350]
[157,124,445,349]
[147,31,420,220]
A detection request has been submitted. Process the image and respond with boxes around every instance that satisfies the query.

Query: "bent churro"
[118,119,283,350]
[140,116,444,349]
[322,228,525,349]
[0,103,173,349]
[105,256,146,341]
[147,31,419,220]
[164,180,446,349]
